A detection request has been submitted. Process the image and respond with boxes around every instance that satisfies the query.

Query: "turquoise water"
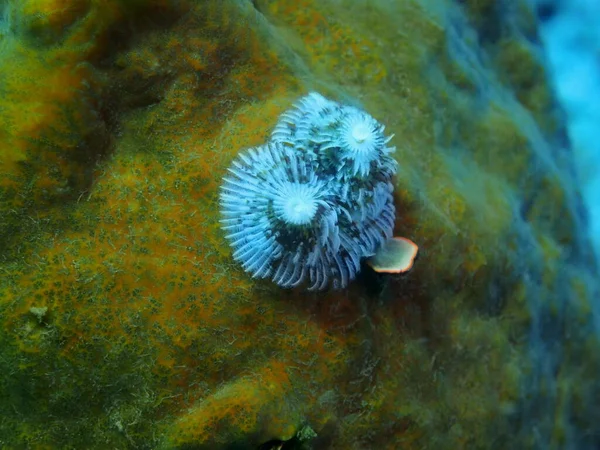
[533,0,600,264]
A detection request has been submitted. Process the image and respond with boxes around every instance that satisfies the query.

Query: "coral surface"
[0,0,598,449]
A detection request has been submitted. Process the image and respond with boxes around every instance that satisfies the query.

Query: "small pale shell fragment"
[367,237,419,273]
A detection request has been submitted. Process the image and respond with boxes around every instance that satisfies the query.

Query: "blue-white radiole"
[220,92,399,290]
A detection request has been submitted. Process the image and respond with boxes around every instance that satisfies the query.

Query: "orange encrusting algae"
[263,0,387,85]
[0,0,345,447]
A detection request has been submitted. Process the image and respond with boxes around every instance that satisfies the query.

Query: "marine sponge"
[220,92,397,290]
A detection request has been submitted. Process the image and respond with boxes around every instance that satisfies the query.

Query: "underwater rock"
[0,0,598,449]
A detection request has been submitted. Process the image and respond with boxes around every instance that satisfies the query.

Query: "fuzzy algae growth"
[0,0,598,449]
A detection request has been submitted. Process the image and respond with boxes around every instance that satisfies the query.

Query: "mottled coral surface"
[0,0,598,449]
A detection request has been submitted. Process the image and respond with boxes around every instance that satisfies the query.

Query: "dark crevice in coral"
[457,0,503,46]
[0,2,197,260]
[535,1,558,22]
[250,0,263,14]
[96,4,191,112]
[96,4,191,68]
